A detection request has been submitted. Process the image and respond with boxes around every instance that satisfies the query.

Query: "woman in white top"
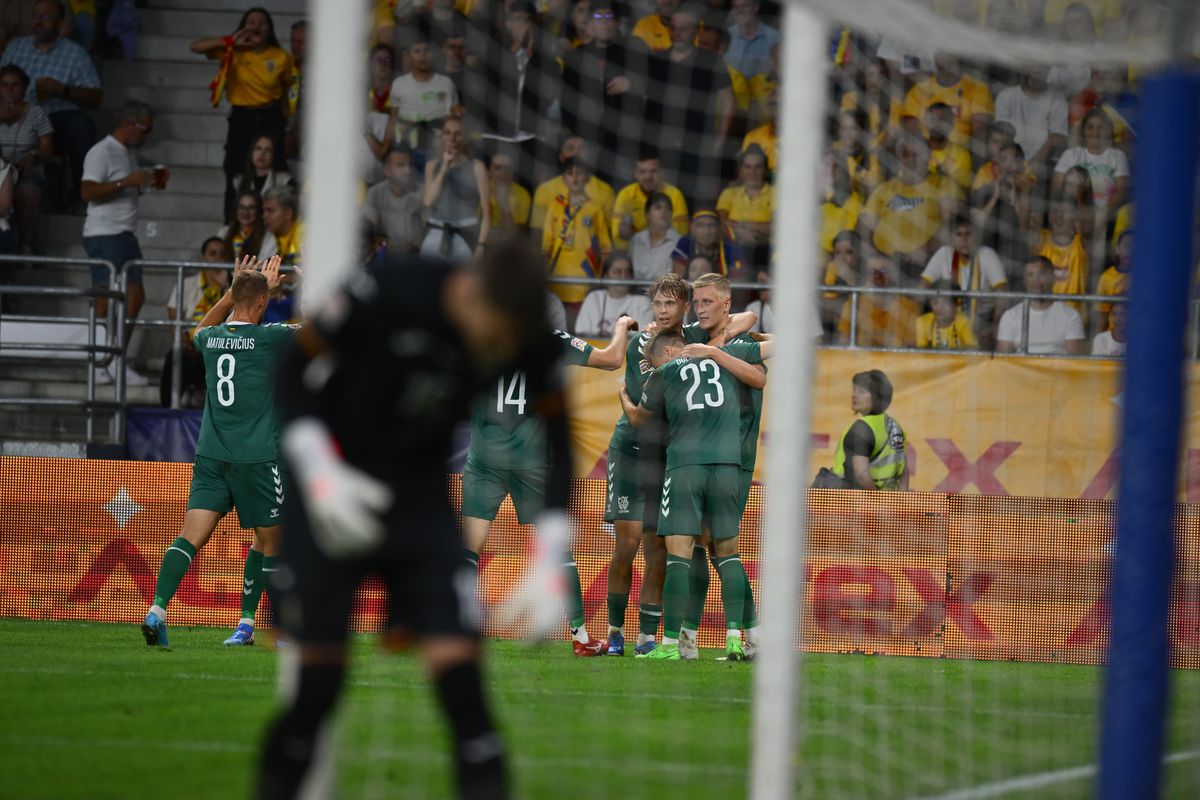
[228,134,292,222]
[1052,108,1130,216]
[574,253,652,337]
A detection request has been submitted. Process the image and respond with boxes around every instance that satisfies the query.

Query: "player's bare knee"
[665,535,695,558]
[713,538,739,558]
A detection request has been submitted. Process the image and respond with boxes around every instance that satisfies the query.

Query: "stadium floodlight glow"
[748,3,826,798]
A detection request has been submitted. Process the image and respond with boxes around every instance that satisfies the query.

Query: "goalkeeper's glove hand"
[282,417,394,560]
[493,508,570,641]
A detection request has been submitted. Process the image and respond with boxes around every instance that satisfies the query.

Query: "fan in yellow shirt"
[530,136,616,232]
[741,89,778,171]
[915,280,979,350]
[610,153,689,249]
[1037,201,1089,311]
[631,0,675,51]
[1093,230,1132,332]
[860,136,961,268]
[717,145,773,247]
[925,103,973,191]
[838,253,920,348]
[543,158,612,305]
[902,55,994,146]
[486,151,531,233]
[819,153,862,254]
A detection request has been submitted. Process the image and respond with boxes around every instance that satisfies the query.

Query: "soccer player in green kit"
[675,272,770,660]
[141,255,298,648]
[461,319,637,656]
[620,324,772,661]
[602,273,758,656]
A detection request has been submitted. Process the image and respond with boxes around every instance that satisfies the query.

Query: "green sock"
[239,548,264,620]
[463,548,479,570]
[607,591,628,630]
[682,545,709,631]
[715,555,748,632]
[152,537,197,610]
[259,555,278,624]
[663,555,691,640]
[564,554,585,629]
[638,603,662,638]
[743,574,758,629]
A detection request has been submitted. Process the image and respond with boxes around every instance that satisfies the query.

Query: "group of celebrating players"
[136,243,771,799]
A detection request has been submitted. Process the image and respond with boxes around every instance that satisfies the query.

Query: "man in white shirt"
[387,35,459,157]
[1092,301,1127,357]
[629,192,680,281]
[922,215,1009,346]
[997,257,1085,355]
[573,254,652,337]
[363,147,425,256]
[994,66,1068,177]
[80,100,162,386]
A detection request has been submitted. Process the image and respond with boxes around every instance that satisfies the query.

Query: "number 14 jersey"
[193,321,298,464]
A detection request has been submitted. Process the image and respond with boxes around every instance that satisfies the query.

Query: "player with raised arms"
[462,319,637,657]
[602,273,757,655]
[620,327,769,661]
[257,241,569,800]
[141,254,298,649]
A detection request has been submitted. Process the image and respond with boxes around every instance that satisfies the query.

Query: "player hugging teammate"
[606,272,770,660]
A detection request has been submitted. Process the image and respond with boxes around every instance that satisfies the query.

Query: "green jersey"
[193,321,298,464]
[726,333,767,471]
[608,322,708,454]
[639,340,761,469]
[466,330,593,469]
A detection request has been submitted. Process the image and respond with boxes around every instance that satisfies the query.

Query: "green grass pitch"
[1,619,1198,799]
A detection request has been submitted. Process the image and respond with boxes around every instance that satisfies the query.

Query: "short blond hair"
[691,272,730,299]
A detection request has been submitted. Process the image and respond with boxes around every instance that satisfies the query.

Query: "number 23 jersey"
[193,321,297,464]
[639,341,763,470]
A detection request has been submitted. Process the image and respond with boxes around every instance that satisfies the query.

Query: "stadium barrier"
[564,348,1200,501]
[3,454,1199,665]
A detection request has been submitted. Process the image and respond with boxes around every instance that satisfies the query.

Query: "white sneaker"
[678,628,699,660]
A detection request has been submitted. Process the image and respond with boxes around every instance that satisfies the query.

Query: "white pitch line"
[0,735,745,777]
[915,750,1200,800]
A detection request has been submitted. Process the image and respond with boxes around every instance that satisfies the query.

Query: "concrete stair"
[5,0,306,443]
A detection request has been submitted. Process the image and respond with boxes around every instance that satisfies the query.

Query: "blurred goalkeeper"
[257,242,570,800]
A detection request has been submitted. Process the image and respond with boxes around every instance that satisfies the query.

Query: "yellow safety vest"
[831,413,906,490]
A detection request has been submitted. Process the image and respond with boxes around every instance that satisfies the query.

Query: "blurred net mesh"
[354,0,1200,796]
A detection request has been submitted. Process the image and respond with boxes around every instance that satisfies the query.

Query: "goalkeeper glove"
[493,508,570,641]
[282,417,394,560]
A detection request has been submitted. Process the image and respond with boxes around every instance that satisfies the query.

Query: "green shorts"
[604,446,644,522]
[657,463,742,540]
[461,459,547,525]
[187,455,286,529]
[737,468,754,509]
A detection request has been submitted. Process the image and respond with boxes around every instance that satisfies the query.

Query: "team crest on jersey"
[617,496,629,513]
[582,215,593,228]
[266,60,277,73]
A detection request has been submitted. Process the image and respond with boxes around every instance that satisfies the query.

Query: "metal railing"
[0,255,1156,447]
[0,255,126,443]
[821,284,1139,358]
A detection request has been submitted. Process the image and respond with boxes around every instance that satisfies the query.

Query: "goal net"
[289,0,1200,796]
[757,1,1200,798]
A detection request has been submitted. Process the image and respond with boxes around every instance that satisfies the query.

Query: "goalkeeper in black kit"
[256,242,572,800]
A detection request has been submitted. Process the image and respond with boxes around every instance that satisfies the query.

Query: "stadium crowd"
[0,0,1159,387]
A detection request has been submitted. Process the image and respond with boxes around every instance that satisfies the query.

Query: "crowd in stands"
[2,0,1167,397]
